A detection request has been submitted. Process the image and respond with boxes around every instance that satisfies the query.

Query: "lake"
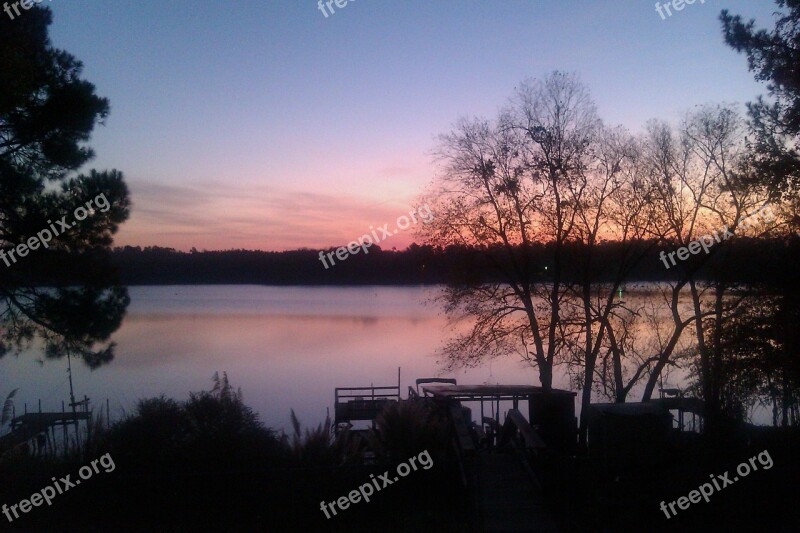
[1,284,748,434]
[2,286,556,433]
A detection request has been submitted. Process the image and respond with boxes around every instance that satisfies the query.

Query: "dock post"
[62,401,67,453]
[84,396,92,447]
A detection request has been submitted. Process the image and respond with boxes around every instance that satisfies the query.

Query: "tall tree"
[721,1,800,198]
[637,105,774,442]
[0,6,130,368]
[562,125,658,444]
[721,1,800,429]
[422,72,613,392]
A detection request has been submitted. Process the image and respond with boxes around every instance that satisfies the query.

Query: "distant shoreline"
[16,238,798,287]
[110,240,795,286]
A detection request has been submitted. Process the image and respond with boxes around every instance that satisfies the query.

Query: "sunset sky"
[47,0,776,251]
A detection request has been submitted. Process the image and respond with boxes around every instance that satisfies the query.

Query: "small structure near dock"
[652,388,705,433]
[586,391,706,478]
[585,402,672,476]
[420,384,577,455]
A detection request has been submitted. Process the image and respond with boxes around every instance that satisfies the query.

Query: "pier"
[0,397,108,458]
[333,372,707,531]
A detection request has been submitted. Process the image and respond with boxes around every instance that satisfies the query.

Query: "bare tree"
[420,72,601,390]
[421,75,785,442]
[560,125,661,444]
[639,106,772,419]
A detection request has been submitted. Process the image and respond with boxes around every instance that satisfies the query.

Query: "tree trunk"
[539,362,552,391]
[578,362,594,447]
[641,329,684,401]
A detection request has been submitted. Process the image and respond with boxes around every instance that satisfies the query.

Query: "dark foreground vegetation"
[0,374,471,532]
[560,426,800,532]
[1,374,798,531]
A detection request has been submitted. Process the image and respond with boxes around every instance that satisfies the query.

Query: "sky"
[41,0,780,251]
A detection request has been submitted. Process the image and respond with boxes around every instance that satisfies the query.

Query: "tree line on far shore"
[14,238,798,286]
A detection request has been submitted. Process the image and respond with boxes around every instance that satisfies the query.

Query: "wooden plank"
[449,403,475,454]
[11,412,90,427]
[423,384,576,398]
[507,409,547,451]
[415,377,456,395]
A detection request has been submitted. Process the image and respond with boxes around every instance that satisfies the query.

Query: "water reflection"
[1,285,769,433]
[1,286,546,432]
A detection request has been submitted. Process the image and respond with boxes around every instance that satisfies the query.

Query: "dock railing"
[334,385,401,404]
[333,369,401,432]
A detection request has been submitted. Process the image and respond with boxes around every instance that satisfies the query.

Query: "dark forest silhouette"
[13,238,799,286]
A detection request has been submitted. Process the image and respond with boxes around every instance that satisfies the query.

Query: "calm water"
[2,286,568,433]
[3,285,763,433]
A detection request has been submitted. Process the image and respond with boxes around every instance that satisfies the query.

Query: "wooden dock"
[421,383,562,532]
[331,376,570,530]
[0,411,91,453]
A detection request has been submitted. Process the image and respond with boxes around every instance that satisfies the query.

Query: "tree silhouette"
[721,1,800,198]
[722,1,800,428]
[0,6,130,368]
